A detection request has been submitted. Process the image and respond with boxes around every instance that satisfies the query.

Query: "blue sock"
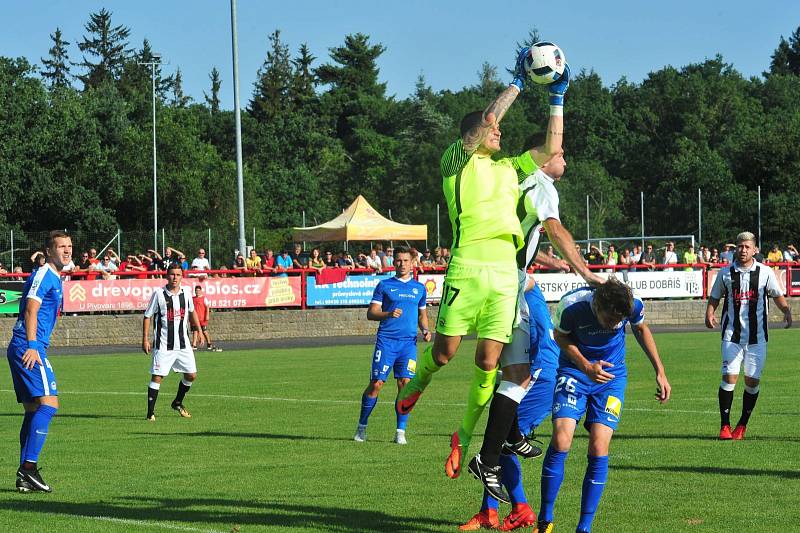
[19,411,35,465]
[358,394,378,426]
[539,446,568,522]
[577,455,609,532]
[500,453,527,505]
[395,398,409,431]
[482,489,498,511]
[23,405,57,464]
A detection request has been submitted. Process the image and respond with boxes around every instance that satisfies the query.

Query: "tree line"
[2,9,800,255]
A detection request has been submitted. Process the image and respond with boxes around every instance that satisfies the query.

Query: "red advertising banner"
[63,276,301,313]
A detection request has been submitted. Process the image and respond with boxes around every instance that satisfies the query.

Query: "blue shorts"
[551,367,626,431]
[7,342,58,403]
[371,337,417,382]
[518,363,557,435]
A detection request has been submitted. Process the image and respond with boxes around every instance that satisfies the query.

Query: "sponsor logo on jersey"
[604,396,621,418]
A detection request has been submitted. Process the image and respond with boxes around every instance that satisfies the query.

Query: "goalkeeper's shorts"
[434,256,518,344]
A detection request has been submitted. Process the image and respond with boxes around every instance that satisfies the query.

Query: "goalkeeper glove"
[510,47,530,92]
[548,63,571,106]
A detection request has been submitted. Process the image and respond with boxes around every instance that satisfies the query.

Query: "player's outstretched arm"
[554,329,614,383]
[543,218,604,286]
[705,297,720,329]
[534,250,569,272]
[631,323,670,403]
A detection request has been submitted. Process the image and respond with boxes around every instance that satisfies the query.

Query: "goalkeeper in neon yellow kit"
[396,47,576,485]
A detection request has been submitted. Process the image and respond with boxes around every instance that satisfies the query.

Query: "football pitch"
[0,329,799,532]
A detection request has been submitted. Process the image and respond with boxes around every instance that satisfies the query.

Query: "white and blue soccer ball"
[525,41,566,84]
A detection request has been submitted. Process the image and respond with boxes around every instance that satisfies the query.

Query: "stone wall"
[1,299,798,348]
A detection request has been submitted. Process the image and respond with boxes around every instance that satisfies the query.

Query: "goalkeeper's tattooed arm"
[462,85,520,153]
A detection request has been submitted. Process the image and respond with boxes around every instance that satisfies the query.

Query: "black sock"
[718,387,734,427]
[505,412,524,445]
[479,393,520,468]
[147,387,159,417]
[173,381,191,405]
[737,390,759,427]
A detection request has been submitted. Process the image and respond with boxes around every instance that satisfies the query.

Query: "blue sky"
[2,1,798,107]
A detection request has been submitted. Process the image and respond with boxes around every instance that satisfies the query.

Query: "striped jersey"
[440,139,537,250]
[10,264,63,348]
[516,169,560,270]
[144,285,195,351]
[709,261,783,344]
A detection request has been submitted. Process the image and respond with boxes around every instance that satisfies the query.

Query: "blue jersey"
[371,276,427,340]
[554,287,644,375]
[527,282,559,372]
[10,264,63,348]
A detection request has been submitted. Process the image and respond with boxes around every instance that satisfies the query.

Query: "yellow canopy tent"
[292,195,427,242]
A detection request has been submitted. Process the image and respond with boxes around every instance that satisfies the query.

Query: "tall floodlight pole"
[138,53,161,252]
[585,195,590,245]
[640,192,645,249]
[757,185,762,250]
[231,0,246,256]
[698,189,702,246]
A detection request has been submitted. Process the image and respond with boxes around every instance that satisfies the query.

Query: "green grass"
[1,329,799,532]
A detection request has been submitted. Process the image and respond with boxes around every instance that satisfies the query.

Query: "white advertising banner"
[418,273,445,303]
[534,270,705,301]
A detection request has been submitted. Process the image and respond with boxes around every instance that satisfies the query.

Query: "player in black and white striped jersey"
[705,231,792,440]
[142,264,201,420]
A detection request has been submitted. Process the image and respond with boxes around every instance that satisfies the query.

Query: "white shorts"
[721,342,767,380]
[500,326,531,368]
[151,348,197,377]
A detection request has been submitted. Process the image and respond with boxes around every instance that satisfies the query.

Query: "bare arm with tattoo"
[462,86,522,153]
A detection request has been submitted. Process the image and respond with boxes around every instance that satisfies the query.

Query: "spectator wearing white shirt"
[662,242,678,272]
[365,249,382,273]
[191,249,211,278]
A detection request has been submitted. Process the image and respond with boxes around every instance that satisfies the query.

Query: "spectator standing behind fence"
[604,244,618,272]
[720,244,735,264]
[246,249,262,276]
[434,247,447,267]
[275,250,292,277]
[683,245,698,271]
[366,249,383,273]
[232,254,247,276]
[308,248,325,274]
[0,262,6,275]
[619,248,632,269]
[631,245,642,265]
[420,249,435,268]
[784,244,798,263]
[322,250,336,268]
[709,248,720,264]
[92,255,118,280]
[336,250,354,270]
[584,245,604,268]
[662,242,678,272]
[87,248,99,265]
[767,244,783,264]
[639,243,657,271]
[382,247,394,269]
[290,244,308,269]
[191,249,210,272]
[30,252,47,272]
[261,249,275,274]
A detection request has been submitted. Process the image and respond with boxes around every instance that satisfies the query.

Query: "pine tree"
[74,8,132,89]
[172,68,191,107]
[316,33,386,97]
[41,28,71,90]
[249,29,293,121]
[768,26,800,76]
[291,43,316,105]
[204,67,222,113]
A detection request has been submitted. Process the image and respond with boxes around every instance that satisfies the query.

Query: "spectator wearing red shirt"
[191,285,221,351]
[262,249,276,274]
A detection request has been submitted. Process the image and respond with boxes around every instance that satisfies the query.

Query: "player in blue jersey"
[533,278,670,533]
[6,230,72,493]
[460,279,560,531]
[354,247,431,445]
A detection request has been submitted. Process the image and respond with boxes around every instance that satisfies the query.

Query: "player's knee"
[743,377,760,392]
[184,373,196,382]
[719,380,736,391]
[367,380,385,395]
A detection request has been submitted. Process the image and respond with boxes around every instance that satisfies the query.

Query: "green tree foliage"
[3,17,800,254]
[74,8,132,89]
[41,28,71,90]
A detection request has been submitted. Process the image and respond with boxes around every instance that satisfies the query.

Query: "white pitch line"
[0,389,790,416]
[47,513,227,533]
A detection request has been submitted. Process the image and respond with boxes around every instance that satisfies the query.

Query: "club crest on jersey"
[604,396,621,418]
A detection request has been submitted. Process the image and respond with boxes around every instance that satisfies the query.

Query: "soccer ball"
[524,42,566,84]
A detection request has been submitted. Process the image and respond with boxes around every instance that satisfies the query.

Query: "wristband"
[27,340,42,351]
[549,105,563,116]
[549,94,564,107]
[509,80,523,92]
